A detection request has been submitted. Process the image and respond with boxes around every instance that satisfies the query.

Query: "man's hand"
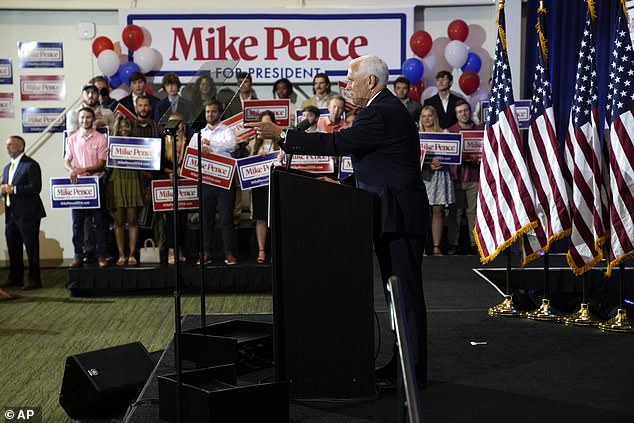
[317,176,341,184]
[69,167,82,184]
[245,121,284,140]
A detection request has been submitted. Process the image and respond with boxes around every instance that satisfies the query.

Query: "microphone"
[295,119,312,132]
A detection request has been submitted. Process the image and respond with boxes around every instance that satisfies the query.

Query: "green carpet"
[0,268,272,422]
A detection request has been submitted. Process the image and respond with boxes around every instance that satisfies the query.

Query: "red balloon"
[122,24,145,51]
[459,71,480,95]
[410,30,433,58]
[409,81,423,102]
[92,36,114,58]
[448,20,469,42]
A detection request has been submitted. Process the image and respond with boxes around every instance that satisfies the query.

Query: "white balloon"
[97,50,120,77]
[134,47,157,74]
[152,48,163,71]
[444,40,469,69]
[421,50,437,80]
[110,86,129,100]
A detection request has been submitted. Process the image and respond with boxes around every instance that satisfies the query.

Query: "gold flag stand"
[599,263,634,333]
[564,272,600,327]
[527,253,563,321]
[489,249,525,317]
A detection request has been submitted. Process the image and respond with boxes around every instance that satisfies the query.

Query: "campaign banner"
[18,42,64,68]
[0,93,14,118]
[339,156,354,180]
[480,99,532,130]
[22,107,65,133]
[151,179,199,211]
[419,132,462,166]
[0,59,12,84]
[20,75,65,101]
[461,130,484,162]
[243,99,291,127]
[236,151,279,190]
[50,176,100,209]
[222,112,255,141]
[179,147,236,189]
[107,136,162,170]
[288,155,335,173]
[119,7,413,82]
[113,103,137,120]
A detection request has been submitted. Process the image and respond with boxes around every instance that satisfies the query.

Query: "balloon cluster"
[402,20,484,102]
[92,24,162,91]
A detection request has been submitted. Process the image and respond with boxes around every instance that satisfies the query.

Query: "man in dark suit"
[117,72,160,120]
[1,135,46,290]
[250,55,430,386]
[423,70,463,129]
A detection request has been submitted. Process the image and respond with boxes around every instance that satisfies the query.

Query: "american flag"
[521,6,572,266]
[474,3,538,263]
[563,6,608,275]
[606,2,634,276]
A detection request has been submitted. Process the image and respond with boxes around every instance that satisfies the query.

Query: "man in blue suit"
[1,136,46,290]
[251,55,430,386]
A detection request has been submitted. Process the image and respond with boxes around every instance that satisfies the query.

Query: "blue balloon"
[118,61,141,86]
[402,58,424,84]
[108,73,122,89]
[461,52,482,73]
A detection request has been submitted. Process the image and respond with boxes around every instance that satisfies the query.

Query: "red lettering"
[265,27,289,60]
[171,27,205,60]
[265,27,367,61]
[240,36,258,60]
[288,36,308,60]
[330,36,348,61]
[349,36,368,58]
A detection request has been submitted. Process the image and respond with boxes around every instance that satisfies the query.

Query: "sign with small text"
[107,136,162,170]
[419,132,462,165]
[50,176,100,209]
[236,151,279,190]
[179,147,236,189]
[151,179,199,211]
[243,99,291,127]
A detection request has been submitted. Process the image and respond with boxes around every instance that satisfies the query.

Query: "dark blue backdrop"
[523,0,622,141]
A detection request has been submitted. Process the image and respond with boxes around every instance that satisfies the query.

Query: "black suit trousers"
[5,206,41,283]
[374,233,427,380]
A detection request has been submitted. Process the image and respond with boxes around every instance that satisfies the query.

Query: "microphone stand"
[163,119,183,423]
[191,109,208,328]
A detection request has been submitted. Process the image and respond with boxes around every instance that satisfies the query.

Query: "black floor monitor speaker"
[59,341,154,419]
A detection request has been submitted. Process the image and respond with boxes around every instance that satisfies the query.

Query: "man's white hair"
[350,55,389,86]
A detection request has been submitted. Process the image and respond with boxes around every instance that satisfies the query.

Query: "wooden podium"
[270,167,376,401]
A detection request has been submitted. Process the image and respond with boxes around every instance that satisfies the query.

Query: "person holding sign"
[64,107,109,268]
[251,111,280,264]
[446,100,483,255]
[107,115,144,266]
[420,105,454,256]
[187,100,238,266]
[248,55,430,387]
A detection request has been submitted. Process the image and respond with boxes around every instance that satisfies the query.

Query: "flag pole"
[599,262,634,332]
[489,248,524,317]
[564,271,600,326]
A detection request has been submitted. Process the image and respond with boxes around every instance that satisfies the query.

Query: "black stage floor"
[122,255,634,423]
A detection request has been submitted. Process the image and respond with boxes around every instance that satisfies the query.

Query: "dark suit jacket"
[284,88,430,237]
[117,93,160,121]
[423,92,462,129]
[2,155,46,222]
[156,96,194,123]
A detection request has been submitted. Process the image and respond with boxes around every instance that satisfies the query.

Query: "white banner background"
[119,7,414,83]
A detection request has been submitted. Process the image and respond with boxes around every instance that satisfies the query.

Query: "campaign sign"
[480,99,532,130]
[339,156,354,180]
[0,58,12,84]
[22,107,65,133]
[18,42,64,68]
[20,75,65,101]
[243,99,291,127]
[179,147,236,189]
[107,136,161,170]
[50,176,100,209]
[419,132,462,165]
[236,151,279,190]
[461,130,484,162]
[222,112,255,142]
[0,93,14,118]
[151,179,199,212]
[288,155,335,173]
